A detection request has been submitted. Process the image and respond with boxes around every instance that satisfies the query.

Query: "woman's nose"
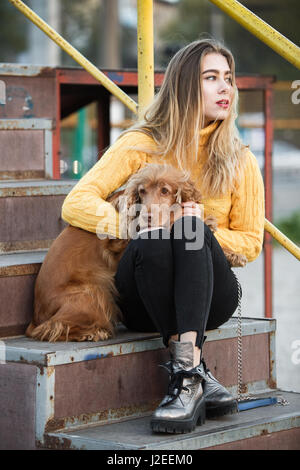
[218,78,230,93]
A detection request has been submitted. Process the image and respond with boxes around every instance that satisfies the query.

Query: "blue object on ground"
[238,397,278,411]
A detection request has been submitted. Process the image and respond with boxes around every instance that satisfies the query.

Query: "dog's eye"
[161,187,169,195]
[138,188,146,195]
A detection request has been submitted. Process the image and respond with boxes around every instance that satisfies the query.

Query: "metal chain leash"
[232,271,252,403]
[232,271,289,407]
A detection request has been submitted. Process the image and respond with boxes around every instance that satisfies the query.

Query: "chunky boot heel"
[200,358,238,418]
[151,340,206,434]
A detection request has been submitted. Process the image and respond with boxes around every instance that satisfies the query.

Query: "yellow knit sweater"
[62,121,265,262]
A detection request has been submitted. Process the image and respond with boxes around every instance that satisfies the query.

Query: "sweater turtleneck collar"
[199,120,221,146]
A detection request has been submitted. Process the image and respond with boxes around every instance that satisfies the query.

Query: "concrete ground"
[233,246,300,393]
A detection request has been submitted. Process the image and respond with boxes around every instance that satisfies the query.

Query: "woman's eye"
[206,75,216,80]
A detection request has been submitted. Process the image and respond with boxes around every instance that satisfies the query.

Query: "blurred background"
[1,0,299,391]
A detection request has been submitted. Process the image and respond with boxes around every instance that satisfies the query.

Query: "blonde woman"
[62,39,265,434]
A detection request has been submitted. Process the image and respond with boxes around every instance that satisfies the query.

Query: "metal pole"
[209,0,300,69]
[264,86,274,318]
[8,0,137,114]
[137,0,154,120]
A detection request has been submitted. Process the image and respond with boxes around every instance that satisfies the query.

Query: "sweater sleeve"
[61,132,150,238]
[214,150,265,263]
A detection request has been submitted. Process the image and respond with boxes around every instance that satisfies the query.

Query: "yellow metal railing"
[137,0,154,119]
[209,0,300,70]
[8,0,300,261]
[264,219,300,260]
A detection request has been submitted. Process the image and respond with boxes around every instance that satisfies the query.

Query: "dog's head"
[117,163,202,238]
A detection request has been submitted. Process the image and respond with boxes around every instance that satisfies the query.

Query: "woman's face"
[201,52,234,126]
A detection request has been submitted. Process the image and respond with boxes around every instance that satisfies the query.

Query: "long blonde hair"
[126,38,248,197]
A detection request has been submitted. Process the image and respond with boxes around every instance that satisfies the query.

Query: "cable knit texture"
[62,121,265,262]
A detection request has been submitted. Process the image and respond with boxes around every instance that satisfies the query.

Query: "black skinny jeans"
[114,216,240,349]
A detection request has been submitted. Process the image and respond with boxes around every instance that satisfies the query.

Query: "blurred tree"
[159,0,300,79]
[60,0,103,66]
[0,1,28,62]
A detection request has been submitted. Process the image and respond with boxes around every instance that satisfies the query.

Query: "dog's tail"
[25,293,119,342]
[26,317,72,342]
[26,315,115,342]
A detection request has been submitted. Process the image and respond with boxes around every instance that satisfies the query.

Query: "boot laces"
[159,363,201,407]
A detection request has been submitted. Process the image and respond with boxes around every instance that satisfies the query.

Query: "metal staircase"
[0,65,299,450]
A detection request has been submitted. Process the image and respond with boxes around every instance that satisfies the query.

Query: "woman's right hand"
[172,201,203,224]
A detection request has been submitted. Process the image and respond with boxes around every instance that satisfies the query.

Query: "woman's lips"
[216,100,229,109]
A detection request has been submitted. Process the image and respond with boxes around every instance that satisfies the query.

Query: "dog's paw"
[81,329,112,342]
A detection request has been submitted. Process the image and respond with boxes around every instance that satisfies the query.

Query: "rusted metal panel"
[0,118,53,130]
[36,366,55,445]
[205,427,300,450]
[0,238,53,253]
[202,333,270,389]
[53,348,169,421]
[269,329,277,389]
[0,362,37,450]
[0,195,67,242]
[0,64,55,77]
[0,75,56,120]
[0,170,45,180]
[0,121,54,180]
[0,180,75,197]
[0,130,44,172]
[0,261,41,277]
[0,274,36,336]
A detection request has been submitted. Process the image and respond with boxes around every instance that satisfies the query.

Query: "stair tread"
[0,179,76,197]
[0,179,75,188]
[3,317,275,366]
[0,250,47,267]
[46,390,300,450]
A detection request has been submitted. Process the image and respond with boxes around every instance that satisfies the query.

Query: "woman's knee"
[171,216,212,249]
[129,228,173,264]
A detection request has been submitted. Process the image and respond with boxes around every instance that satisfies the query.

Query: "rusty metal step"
[44,390,300,450]
[0,250,47,336]
[0,119,54,180]
[0,179,75,253]
[0,317,277,449]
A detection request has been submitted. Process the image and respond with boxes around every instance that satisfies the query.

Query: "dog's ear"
[108,190,125,212]
[180,178,202,203]
[117,184,141,239]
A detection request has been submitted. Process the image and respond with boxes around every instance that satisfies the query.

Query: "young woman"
[62,39,265,434]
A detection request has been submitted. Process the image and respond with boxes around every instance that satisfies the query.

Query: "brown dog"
[26,163,246,343]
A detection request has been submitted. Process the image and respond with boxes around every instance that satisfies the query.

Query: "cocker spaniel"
[26,163,246,343]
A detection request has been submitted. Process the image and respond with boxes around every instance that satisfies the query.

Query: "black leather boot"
[200,359,238,418]
[151,340,206,434]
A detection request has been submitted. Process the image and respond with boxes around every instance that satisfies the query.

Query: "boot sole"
[206,400,238,419]
[150,396,206,434]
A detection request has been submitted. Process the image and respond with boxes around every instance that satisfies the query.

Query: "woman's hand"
[172,201,203,224]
